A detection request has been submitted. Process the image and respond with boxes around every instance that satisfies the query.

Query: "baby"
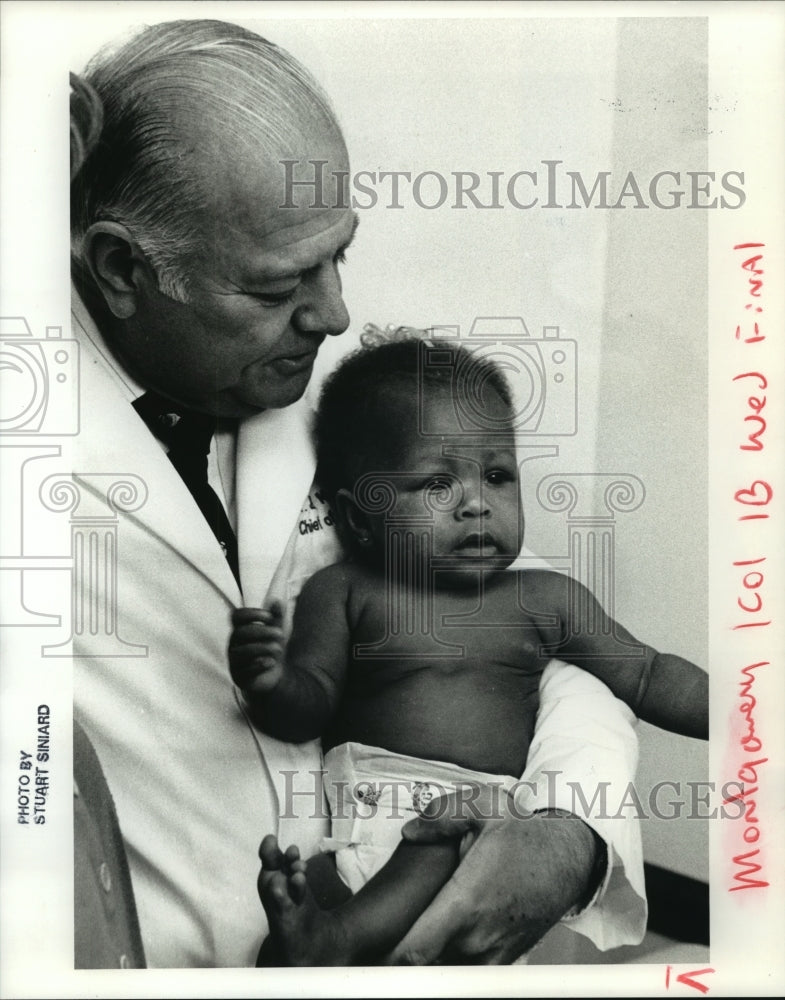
[228,336,708,966]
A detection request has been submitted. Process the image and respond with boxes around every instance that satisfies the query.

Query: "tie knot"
[133,392,216,455]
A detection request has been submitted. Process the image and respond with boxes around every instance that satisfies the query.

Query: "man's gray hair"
[70,19,342,302]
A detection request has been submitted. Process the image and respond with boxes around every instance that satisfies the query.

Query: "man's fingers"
[389,853,535,966]
[388,878,470,965]
[401,787,494,843]
[400,813,475,844]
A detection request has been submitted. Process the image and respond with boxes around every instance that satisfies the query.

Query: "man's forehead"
[183,87,348,176]
[191,123,355,276]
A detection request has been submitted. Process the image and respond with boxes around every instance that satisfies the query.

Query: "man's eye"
[253,289,298,308]
[334,247,349,265]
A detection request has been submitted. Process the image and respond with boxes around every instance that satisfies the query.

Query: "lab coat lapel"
[235,397,316,607]
[72,299,242,606]
[236,402,323,843]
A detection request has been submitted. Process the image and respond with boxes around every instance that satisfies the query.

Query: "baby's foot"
[256,834,353,966]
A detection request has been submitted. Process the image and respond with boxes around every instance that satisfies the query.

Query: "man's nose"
[293,266,350,339]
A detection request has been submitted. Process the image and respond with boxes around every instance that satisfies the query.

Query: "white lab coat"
[71,290,645,967]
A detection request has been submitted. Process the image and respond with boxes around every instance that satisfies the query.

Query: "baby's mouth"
[454,532,498,553]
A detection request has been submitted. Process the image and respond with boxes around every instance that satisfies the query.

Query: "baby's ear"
[335,488,374,550]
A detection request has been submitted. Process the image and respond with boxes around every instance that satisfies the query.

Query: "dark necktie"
[133,392,240,586]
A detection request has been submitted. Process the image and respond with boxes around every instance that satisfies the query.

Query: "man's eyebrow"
[346,212,361,245]
[258,213,360,284]
[331,212,360,261]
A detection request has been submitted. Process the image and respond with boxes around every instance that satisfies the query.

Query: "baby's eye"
[418,475,460,504]
[425,476,454,494]
[485,468,514,486]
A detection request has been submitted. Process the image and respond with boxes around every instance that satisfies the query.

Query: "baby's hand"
[229,602,285,698]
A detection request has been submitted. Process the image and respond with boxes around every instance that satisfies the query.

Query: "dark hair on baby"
[315,335,514,504]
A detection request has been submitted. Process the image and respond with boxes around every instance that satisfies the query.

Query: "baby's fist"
[228,601,285,697]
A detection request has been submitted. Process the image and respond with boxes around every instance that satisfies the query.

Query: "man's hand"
[228,603,285,698]
[390,792,605,965]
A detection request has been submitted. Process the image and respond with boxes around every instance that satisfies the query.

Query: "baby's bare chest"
[332,576,546,772]
[347,574,548,682]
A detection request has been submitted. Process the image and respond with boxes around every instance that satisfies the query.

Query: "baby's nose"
[457,484,489,518]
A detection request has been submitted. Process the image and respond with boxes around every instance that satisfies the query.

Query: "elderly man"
[70,19,645,968]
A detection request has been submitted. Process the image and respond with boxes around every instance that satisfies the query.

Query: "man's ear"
[335,488,375,549]
[81,222,157,319]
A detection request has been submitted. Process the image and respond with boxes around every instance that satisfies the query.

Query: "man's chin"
[229,376,311,416]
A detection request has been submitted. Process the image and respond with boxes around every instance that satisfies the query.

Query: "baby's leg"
[257,833,459,966]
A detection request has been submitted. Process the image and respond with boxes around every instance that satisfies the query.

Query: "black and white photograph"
[0,1,783,996]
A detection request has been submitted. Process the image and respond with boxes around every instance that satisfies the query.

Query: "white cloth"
[514,662,647,948]
[70,288,645,966]
[320,742,521,895]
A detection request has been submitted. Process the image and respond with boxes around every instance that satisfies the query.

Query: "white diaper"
[319,741,518,894]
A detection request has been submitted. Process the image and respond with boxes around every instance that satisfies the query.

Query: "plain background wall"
[596,17,709,882]
[67,12,709,881]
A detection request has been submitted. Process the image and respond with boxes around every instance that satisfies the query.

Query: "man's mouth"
[269,351,318,375]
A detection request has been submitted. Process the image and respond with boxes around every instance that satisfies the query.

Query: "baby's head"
[315,336,524,575]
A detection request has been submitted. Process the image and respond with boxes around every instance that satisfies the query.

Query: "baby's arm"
[525,570,708,740]
[229,565,352,743]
